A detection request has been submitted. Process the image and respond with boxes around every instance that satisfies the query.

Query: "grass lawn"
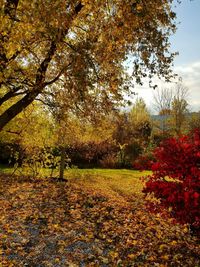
[0,165,150,197]
[0,167,199,266]
[65,168,151,196]
[0,164,14,174]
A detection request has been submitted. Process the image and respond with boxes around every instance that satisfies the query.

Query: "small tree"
[153,84,189,136]
[153,87,173,135]
[143,130,200,234]
[129,97,152,141]
[188,111,200,132]
[171,83,189,136]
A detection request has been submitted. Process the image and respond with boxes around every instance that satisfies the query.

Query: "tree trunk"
[0,2,84,131]
[0,89,40,131]
[59,146,65,180]
[0,41,57,131]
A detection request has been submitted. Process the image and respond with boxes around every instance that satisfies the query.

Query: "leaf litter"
[0,174,199,266]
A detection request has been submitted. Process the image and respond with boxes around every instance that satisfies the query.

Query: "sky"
[133,0,200,113]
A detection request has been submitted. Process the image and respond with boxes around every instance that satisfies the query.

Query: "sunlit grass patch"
[66,168,151,199]
[0,164,13,174]
[0,164,150,197]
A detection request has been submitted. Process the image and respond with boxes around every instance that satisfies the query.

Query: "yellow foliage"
[161,255,170,260]
[170,240,177,246]
[0,170,199,266]
[128,253,136,259]
[0,0,178,130]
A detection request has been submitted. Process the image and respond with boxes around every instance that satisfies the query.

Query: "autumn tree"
[153,84,189,136]
[112,99,152,168]
[153,87,173,134]
[129,97,152,141]
[1,0,178,130]
[188,111,200,132]
[171,83,189,136]
[153,87,173,115]
[128,98,154,170]
[0,102,57,175]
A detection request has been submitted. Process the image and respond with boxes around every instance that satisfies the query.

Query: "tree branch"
[0,2,85,131]
[44,62,73,86]
[0,88,29,106]
[64,41,100,80]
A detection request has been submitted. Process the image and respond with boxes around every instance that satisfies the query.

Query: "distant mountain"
[151,111,200,122]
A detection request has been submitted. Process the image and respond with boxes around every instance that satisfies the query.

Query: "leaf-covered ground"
[0,170,199,267]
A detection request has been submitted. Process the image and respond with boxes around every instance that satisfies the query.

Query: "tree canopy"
[0,0,178,130]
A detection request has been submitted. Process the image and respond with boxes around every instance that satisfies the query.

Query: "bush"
[133,142,156,170]
[0,142,23,166]
[65,140,118,168]
[115,142,141,168]
[133,153,155,170]
[143,130,200,234]
[99,153,119,168]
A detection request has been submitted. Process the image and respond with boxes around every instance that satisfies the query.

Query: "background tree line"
[1,0,199,177]
[0,82,199,176]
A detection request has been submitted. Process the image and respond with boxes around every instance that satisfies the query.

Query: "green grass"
[66,168,151,197]
[0,164,14,174]
[0,164,150,197]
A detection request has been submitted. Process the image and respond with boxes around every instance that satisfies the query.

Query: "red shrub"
[133,153,155,170]
[143,130,200,234]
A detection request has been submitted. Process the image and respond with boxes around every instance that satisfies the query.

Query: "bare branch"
[153,87,173,115]
[74,25,88,32]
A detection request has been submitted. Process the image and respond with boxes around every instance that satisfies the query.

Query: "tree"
[0,102,57,176]
[171,83,189,136]
[51,104,117,177]
[129,97,152,140]
[188,111,200,132]
[153,88,173,116]
[153,87,173,134]
[129,98,150,123]
[112,99,152,168]
[1,0,178,130]
[153,83,189,136]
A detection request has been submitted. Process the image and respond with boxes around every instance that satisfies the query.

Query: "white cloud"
[175,61,200,112]
[131,61,200,113]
